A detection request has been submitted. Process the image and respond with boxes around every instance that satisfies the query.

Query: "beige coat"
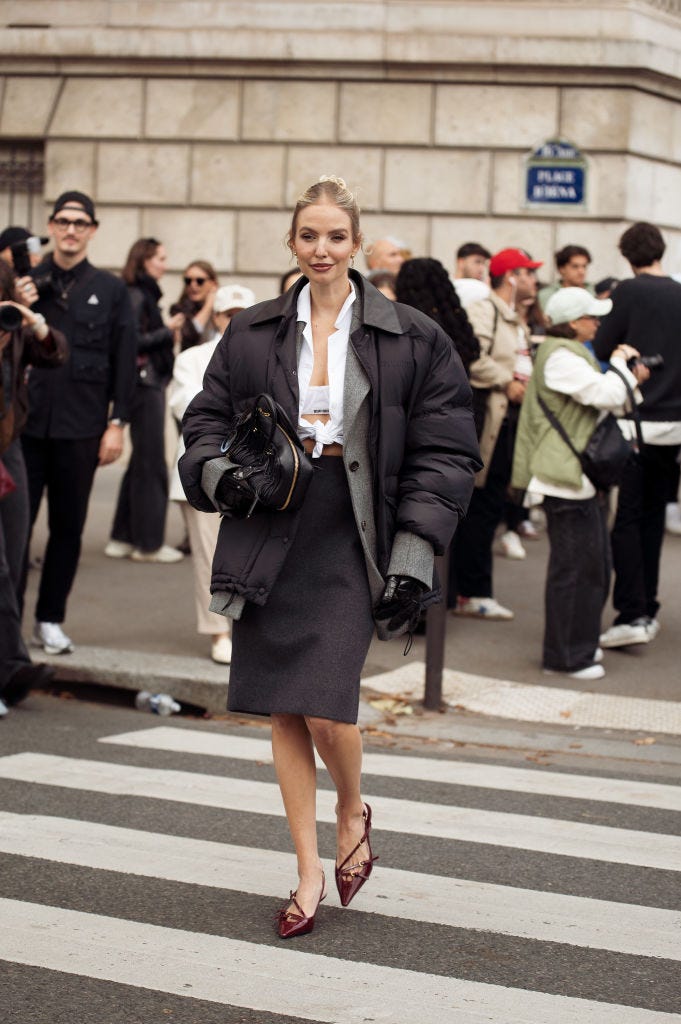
[466,292,530,486]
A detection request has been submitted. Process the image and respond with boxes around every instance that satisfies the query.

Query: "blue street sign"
[525,139,587,208]
[526,165,585,204]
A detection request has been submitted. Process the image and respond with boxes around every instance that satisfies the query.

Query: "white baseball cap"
[545,287,612,325]
[213,284,256,313]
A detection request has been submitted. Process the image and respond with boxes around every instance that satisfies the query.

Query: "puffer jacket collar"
[249,270,404,336]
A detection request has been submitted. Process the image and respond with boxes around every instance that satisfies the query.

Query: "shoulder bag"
[537,365,643,491]
[213,393,313,518]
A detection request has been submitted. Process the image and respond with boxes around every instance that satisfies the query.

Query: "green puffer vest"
[512,335,600,491]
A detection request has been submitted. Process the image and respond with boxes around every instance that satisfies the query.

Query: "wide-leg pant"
[611,442,680,624]
[110,383,169,553]
[543,494,611,673]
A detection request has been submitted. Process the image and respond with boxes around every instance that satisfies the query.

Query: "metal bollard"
[423,547,449,710]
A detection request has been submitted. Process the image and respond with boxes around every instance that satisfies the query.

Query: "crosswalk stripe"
[0,752,679,871]
[1,811,678,960]
[2,899,677,1024]
[101,725,681,812]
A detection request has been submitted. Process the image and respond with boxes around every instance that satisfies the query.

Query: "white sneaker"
[570,663,606,680]
[645,617,660,641]
[517,519,540,540]
[599,620,650,648]
[665,503,681,535]
[496,530,526,560]
[454,596,514,620]
[594,646,604,663]
[131,545,184,564]
[211,635,232,664]
[33,621,74,655]
[104,540,134,559]
[544,663,606,681]
[0,697,8,718]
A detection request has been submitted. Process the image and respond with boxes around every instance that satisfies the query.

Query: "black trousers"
[110,383,169,553]
[21,434,100,623]
[0,440,32,693]
[449,417,514,603]
[611,442,680,624]
[543,495,610,672]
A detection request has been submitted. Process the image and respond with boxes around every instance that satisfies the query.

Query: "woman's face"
[571,314,600,343]
[144,244,167,281]
[184,264,214,303]
[291,201,357,288]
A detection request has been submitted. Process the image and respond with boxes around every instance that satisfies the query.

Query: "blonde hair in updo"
[288,175,362,249]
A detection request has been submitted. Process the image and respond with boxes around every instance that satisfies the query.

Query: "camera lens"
[0,304,23,331]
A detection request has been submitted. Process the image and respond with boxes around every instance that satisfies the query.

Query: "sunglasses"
[184,275,208,286]
[51,217,93,233]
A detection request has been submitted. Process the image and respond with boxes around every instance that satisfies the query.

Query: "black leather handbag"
[215,393,313,518]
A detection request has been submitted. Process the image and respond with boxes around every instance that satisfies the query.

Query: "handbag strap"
[536,393,581,461]
[537,361,645,455]
[605,363,645,451]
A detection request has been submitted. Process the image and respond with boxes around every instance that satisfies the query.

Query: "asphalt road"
[22,462,681,702]
[2,695,680,1023]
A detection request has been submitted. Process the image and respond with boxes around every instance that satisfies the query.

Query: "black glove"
[374,575,427,635]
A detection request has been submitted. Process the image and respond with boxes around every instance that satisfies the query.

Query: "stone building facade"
[2,0,681,301]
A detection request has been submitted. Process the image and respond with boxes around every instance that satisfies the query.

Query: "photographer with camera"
[0,260,67,716]
[20,191,137,656]
[594,221,681,649]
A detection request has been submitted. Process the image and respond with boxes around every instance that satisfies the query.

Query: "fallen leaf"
[633,736,656,745]
[559,710,572,719]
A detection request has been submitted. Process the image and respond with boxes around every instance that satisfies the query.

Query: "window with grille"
[0,142,45,232]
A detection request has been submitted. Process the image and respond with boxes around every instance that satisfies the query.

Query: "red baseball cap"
[489,248,543,277]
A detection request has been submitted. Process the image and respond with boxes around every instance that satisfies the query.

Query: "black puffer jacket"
[181,272,481,605]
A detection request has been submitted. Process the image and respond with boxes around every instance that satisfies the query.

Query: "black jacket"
[128,274,174,386]
[24,255,137,439]
[181,273,481,605]
[594,274,681,422]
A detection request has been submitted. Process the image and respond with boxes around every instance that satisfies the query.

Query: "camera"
[0,304,23,332]
[10,235,43,278]
[626,353,664,372]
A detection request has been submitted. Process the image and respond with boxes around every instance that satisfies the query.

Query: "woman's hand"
[13,276,38,306]
[612,345,650,384]
[612,344,639,363]
[374,575,427,635]
[167,311,185,331]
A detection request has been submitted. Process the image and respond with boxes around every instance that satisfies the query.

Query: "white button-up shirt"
[296,282,355,457]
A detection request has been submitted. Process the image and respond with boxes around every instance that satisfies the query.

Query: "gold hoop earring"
[350,253,355,267]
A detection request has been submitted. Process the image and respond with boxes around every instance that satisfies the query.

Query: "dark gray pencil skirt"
[228,455,375,724]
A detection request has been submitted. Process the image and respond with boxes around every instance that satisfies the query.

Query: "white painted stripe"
[365,661,681,734]
[2,900,677,1024]
[1,812,678,961]
[0,753,679,871]
[101,725,681,812]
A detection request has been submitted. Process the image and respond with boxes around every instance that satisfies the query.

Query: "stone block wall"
[2,71,681,302]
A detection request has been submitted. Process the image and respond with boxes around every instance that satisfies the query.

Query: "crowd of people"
[1,188,680,720]
[1,176,680,941]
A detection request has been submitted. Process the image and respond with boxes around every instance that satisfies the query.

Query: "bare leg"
[271,713,326,916]
[305,717,369,876]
